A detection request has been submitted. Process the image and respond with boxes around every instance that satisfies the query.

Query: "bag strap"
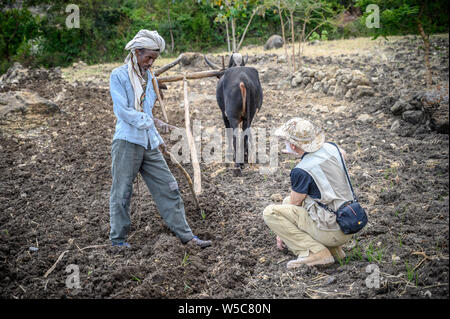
[328,142,358,202]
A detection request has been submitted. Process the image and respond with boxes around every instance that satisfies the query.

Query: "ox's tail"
[239,82,247,123]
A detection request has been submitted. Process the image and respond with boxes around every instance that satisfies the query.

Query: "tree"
[356,0,449,87]
[215,12,232,52]
[167,0,175,52]
[236,4,265,51]
[282,0,298,72]
[209,0,262,52]
[296,0,340,69]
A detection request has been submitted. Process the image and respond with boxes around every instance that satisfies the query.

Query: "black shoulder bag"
[322,143,368,234]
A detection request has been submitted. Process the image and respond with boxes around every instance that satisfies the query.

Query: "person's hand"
[276,236,286,250]
[154,118,177,134]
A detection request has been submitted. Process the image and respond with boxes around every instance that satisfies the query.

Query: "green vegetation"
[0,0,448,74]
[405,260,418,286]
[181,251,190,266]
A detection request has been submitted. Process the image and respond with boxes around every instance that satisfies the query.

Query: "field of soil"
[0,35,448,299]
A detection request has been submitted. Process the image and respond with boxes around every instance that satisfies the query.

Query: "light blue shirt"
[110,64,164,150]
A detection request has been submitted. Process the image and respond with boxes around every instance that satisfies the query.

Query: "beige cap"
[274,117,325,153]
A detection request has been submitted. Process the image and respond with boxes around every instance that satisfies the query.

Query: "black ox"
[204,53,263,176]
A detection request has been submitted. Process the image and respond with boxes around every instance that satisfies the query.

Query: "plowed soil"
[0,36,448,299]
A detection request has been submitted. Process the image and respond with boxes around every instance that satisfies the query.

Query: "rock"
[309,39,320,46]
[356,113,373,123]
[302,67,315,77]
[315,70,326,81]
[264,35,284,50]
[402,110,424,124]
[302,77,311,85]
[354,85,375,99]
[277,79,291,90]
[312,82,322,92]
[0,62,62,88]
[344,88,354,100]
[351,70,370,86]
[325,276,336,285]
[181,52,204,67]
[328,86,336,95]
[0,90,60,117]
[422,87,449,134]
[390,120,401,131]
[291,73,303,87]
[270,193,283,202]
[277,55,287,63]
[333,85,347,98]
[327,78,336,86]
[341,73,352,84]
[390,100,407,115]
[0,62,29,87]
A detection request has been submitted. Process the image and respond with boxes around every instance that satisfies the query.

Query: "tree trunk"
[237,7,259,52]
[231,17,237,52]
[167,6,174,52]
[298,21,306,69]
[278,6,288,59]
[225,19,231,52]
[290,10,295,73]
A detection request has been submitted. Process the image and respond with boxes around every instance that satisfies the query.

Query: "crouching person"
[263,117,354,268]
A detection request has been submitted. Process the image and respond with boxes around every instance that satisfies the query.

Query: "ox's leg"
[242,119,252,167]
[229,118,242,177]
[222,113,234,167]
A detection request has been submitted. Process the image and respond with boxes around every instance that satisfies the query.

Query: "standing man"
[263,118,354,268]
[109,29,211,248]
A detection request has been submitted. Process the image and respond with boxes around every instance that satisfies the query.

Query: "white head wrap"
[124,30,165,111]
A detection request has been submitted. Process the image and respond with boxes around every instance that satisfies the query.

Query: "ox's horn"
[203,55,221,70]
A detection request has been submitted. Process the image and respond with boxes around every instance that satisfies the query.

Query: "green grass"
[405,261,418,286]
[200,209,206,220]
[183,281,192,292]
[181,251,190,267]
[366,242,384,263]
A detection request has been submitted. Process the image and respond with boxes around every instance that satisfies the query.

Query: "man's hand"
[276,236,286,250]
[154,118,177,134]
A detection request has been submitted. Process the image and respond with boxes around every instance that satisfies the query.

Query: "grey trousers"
[109,139,194,244]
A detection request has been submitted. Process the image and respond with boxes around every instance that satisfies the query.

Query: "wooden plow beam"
[152,57,225,199]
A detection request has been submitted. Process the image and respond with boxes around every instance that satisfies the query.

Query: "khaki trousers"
[263,196,352,257]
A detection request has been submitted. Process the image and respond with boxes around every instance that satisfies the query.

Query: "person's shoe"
[111,242,131,248]
[286,248,334,269]
[328,246,346,261]
[188,236,212,248]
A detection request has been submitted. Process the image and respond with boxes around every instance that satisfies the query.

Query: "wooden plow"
[151,54,224,213]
